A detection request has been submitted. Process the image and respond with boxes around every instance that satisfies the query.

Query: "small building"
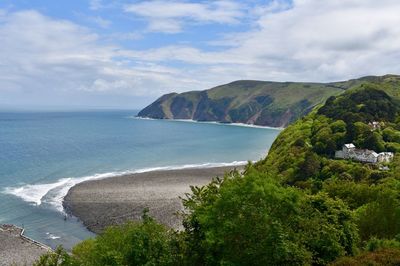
[378,152,394,163]
[368,121,382,130]
[335,143,394,164]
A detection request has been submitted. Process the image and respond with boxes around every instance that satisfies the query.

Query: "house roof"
[354,149,378,157]
[344,143,355,149]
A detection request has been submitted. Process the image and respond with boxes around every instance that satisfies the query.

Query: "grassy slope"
[207,81,338,108]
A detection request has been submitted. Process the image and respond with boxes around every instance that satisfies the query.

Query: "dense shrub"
[34,246,72,266]
[330,248,400,266]
[318,86,399,123]
[182,169,358,265]
[71,213,180,266]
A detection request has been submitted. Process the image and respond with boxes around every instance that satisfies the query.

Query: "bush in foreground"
[182,168,358,265]
[330,248,400,266]
[72,212,181,266]
[35,212,181,266]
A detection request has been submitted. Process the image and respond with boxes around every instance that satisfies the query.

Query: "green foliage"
[366,237,400,252]
[310,116,346,156]
[34,246,72,266]
[70,213,181,266]
[257,85,400,262]
[330,248,400,266]
[297,151,321,181]
[261,85,400,183]
[318,86,400,123]
[182,170,311,265]
[352,124,385,152]
[355,182,400,241]
[182,168,357,265]
[383,127,400,142]
[254,110,316,182]
[332,236,400,265]
[322,179,379,209]
[323,178,400,242]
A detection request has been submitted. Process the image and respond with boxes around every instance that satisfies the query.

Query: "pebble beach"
[63,166,243,233]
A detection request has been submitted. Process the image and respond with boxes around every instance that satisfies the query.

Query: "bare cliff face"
[137,75,399,127]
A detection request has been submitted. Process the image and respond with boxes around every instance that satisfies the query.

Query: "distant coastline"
[133,116,285,130]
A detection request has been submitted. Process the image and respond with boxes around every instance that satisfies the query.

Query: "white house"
[335,143,394,164]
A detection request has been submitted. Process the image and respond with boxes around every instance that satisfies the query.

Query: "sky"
[1,0,400,109]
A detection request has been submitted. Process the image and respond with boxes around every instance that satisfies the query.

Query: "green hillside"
[252,83,400,263]
[257,83,400,183]
[138,75,400,127]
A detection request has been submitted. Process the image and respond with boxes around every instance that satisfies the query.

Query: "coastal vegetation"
[36,80,400,265]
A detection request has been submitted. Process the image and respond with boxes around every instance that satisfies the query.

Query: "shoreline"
[63,165,244,234]
[132,116,285,130]
[4,161,248,214]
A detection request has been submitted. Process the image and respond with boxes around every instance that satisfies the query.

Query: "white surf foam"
[46,232,61,240]
[128,116,156,120]
[3,161,247,213]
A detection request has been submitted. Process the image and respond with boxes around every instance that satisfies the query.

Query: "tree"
[356,186,400,241]
[182,168,358,265]
[71,212,181,266]
[297,151,321,181]
[34,246,72,266]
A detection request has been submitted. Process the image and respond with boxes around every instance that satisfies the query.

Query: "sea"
[0,110,281,249]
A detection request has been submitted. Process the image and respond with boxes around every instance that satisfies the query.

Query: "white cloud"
[0,10,197,102]
[88,0,119,12]
[88,16,112,28]
[2,1,400,108]
[247,0,400,80]
[89,0,104,10]
[124,0,400,82]
[105,32,143,41]
[124,0,244,33]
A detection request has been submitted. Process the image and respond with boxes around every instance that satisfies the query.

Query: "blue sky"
[0,0,400,109]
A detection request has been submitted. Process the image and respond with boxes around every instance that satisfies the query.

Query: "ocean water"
[0,110,281,249]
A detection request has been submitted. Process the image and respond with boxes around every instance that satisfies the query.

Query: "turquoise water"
[0,110,281,249]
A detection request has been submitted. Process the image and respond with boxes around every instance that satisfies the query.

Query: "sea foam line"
[3,161,247,213]
[132,116,284,130]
